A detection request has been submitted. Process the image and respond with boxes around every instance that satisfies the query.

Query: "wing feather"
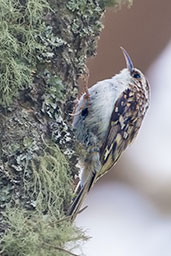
[99,88,143,178]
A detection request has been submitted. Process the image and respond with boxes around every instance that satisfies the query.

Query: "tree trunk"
[0,0,131,255]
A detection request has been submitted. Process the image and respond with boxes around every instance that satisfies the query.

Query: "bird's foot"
[70,67,90,117]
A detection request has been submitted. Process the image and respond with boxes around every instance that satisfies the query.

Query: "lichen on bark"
[0,0,132,255]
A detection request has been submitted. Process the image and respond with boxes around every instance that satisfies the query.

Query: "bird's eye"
[132,72,141,79]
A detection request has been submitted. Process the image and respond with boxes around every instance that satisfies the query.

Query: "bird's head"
[120,47,150,98]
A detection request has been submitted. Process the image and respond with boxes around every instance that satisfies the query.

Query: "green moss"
[29,142,73,215]
[1,207,87,256]
[0,0,107,106]
[0,0,134,254]
[0,0,50,105]
[0,143,87,255]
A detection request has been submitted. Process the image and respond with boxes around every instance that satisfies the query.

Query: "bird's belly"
[86,90,116,140]
[73,80,126,148]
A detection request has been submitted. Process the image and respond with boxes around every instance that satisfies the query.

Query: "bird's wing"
[98,87,141,178]
[68,88,144,220]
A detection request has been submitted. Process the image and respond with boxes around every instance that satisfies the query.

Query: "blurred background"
[75,0,171,255]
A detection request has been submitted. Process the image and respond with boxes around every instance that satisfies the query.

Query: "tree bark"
[0,0,131,255]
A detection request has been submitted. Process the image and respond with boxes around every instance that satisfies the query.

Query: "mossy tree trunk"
[0,0,132,255]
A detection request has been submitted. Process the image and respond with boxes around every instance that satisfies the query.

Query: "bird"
[68,47,150,221]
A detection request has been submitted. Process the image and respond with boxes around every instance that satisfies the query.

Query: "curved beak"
[120,47,134,73]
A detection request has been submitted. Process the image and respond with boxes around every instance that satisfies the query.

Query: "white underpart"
[87,69,131,139]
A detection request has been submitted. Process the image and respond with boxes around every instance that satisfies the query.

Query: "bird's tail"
[68,172,96,221]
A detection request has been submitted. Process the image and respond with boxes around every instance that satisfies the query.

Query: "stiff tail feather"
[68,172,96,221]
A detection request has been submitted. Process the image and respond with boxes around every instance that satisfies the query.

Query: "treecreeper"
[68,47,150,221]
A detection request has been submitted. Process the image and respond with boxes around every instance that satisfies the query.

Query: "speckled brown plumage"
[68,48,150,220]
[99,85,149,179]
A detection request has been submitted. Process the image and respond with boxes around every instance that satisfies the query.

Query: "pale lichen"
[0,0,132,254]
